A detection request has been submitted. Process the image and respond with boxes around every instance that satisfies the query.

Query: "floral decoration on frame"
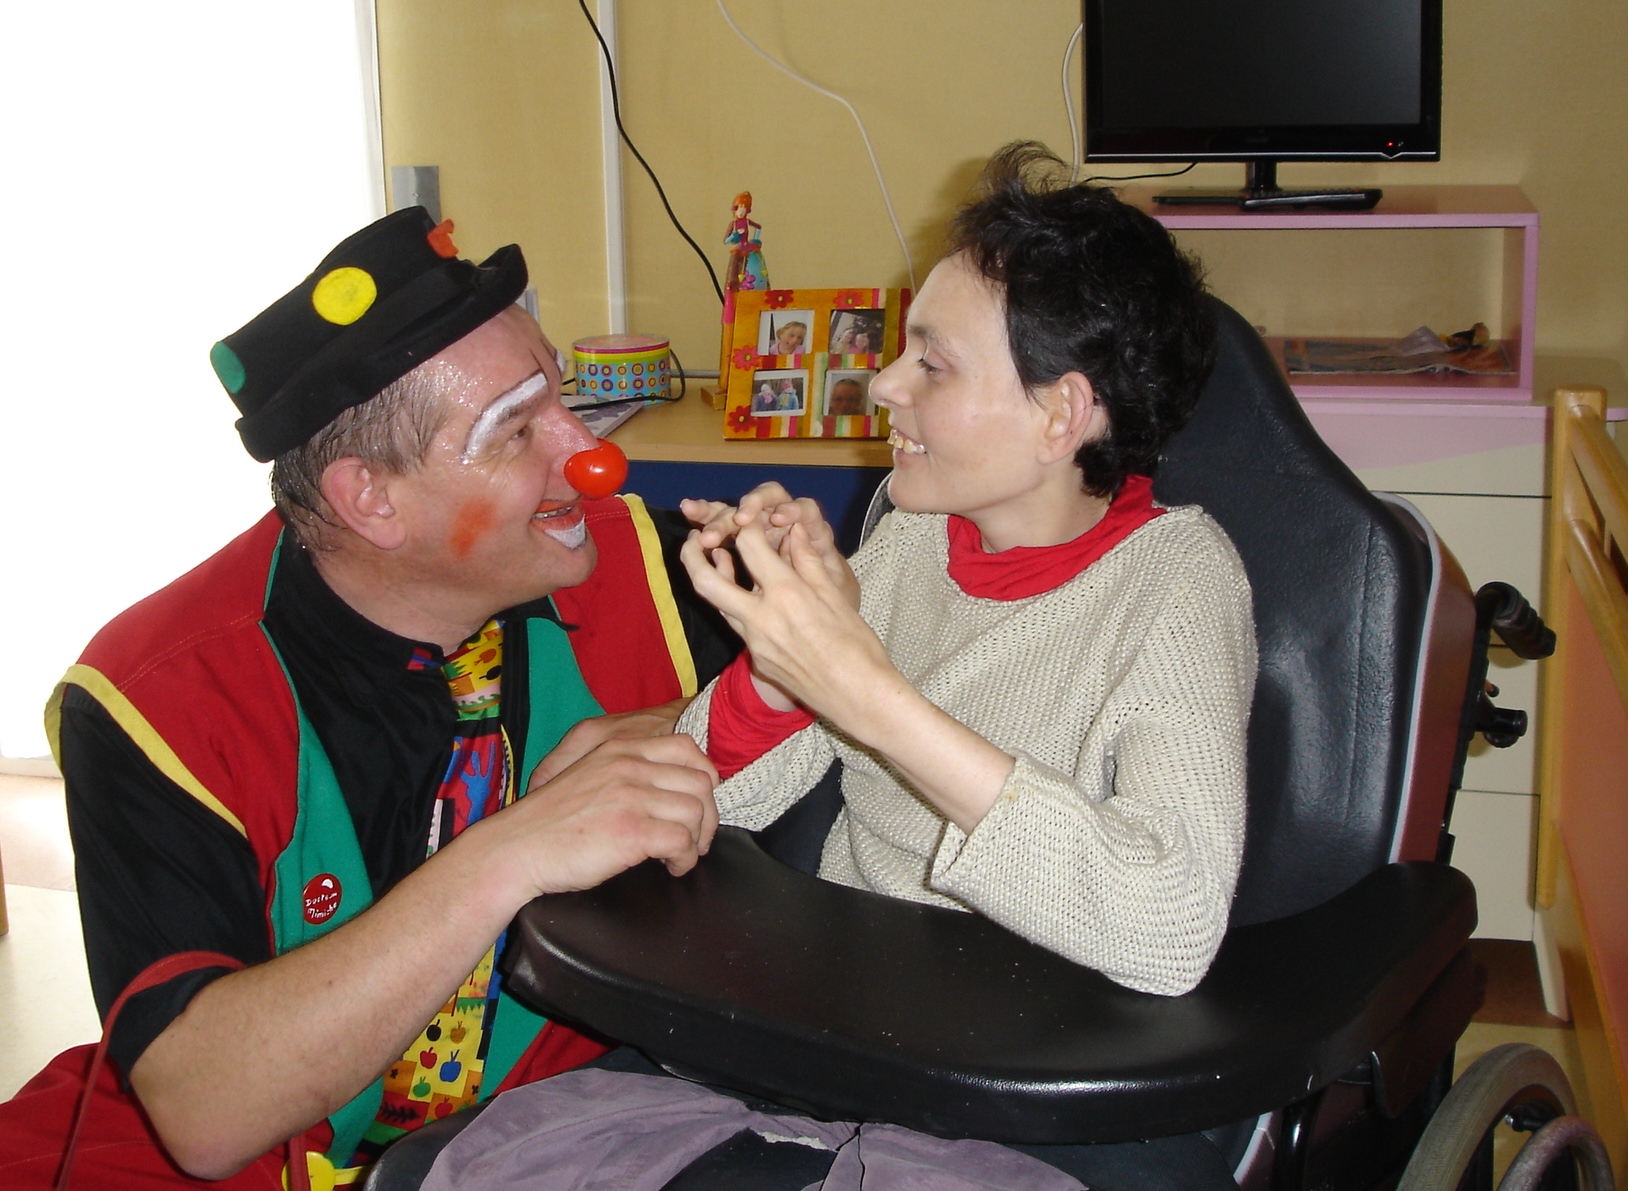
[721,287,910,441]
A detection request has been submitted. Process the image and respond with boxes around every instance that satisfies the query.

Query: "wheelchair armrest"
[503,828,1479,1144]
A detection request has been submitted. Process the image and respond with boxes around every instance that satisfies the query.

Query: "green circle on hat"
[210,341,246,394]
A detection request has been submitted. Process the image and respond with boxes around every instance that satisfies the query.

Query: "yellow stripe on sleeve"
[618,493,699,697]
[50,663,249,838]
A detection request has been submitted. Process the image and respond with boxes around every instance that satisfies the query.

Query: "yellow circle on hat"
[311,266,377,325]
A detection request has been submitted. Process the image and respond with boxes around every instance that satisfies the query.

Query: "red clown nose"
[563,439,629,500]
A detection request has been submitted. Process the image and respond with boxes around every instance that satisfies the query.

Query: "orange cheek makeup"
[450,500,497,559]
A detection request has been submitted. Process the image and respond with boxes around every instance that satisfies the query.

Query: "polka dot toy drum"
[572,334,671,403]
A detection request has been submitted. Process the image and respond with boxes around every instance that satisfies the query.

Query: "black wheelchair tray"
[503,828,1481,1144]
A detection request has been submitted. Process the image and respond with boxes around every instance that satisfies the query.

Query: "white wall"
[0,2,384,758]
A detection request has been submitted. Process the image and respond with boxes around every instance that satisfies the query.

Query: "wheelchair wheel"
[1397,1043,1584,1191]
[1498,1116,1614,1191]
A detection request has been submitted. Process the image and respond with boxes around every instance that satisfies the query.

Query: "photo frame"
[721,287,910,440]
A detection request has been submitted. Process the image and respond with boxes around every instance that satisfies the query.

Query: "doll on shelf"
[718,191,772,388]
[724,191,768,293]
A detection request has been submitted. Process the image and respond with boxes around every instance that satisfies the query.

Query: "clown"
[0,209,737,1189]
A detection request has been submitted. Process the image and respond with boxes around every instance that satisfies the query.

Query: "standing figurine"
[718,191,771,386]
[724,191,768,293]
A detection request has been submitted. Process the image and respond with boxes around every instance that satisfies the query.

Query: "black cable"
[1081,162,1198,185]
[577,0,725,305]
[566,391,679,412]
[669,347,688,402]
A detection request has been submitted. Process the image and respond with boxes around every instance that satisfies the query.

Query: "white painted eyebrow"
[462,371,550,460]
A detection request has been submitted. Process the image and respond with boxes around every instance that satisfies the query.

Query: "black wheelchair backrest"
[1156,300,1437,924]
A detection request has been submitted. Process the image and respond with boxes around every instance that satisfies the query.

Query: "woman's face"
[870,254,1061,525]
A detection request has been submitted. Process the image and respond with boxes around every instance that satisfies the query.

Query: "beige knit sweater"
[676,504,1256,996]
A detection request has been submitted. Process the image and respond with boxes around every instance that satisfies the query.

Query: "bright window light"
[0,2,383,759]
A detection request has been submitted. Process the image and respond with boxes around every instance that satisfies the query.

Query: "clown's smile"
[532,500,587,548]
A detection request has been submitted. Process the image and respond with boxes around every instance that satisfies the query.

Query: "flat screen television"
[1084,0,1441,205]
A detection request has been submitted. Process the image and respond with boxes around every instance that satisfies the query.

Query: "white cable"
[596,0,628,332]
[1063,22,1084,182]
[715,0,916,290]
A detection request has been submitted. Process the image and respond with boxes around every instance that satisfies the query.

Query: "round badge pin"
[302,873,343,924]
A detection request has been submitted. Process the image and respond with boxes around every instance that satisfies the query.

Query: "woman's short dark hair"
[947,142,1217,498]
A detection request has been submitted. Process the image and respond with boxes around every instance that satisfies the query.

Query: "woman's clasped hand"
[678,483,1021,836]
[679,484,878,722]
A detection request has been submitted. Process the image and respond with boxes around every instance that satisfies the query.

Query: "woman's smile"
[887,429,928,456]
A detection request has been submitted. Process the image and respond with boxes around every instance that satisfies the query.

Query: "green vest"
[263,612,603,1166]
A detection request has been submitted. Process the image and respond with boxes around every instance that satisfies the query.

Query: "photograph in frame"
[758,310,816,357]
[750,368,809,416]
[823,369,876,418]
[828,309,886,355]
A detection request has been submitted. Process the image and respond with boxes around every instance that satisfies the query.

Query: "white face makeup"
[461,372,550,462]
[538,515,588,549]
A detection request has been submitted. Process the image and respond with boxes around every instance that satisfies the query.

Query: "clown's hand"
[526,699,689,791]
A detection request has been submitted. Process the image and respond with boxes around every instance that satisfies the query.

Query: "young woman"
[677,143,1256,996]
[425,143,1261,1191]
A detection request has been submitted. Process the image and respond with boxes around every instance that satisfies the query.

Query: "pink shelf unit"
[1294,397,1627,474]
[1122,185,1539,403]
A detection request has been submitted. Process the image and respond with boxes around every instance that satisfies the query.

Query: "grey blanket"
[421,1069,1085,1191]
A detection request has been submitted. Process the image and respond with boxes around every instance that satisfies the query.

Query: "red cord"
[52,951,312,1191]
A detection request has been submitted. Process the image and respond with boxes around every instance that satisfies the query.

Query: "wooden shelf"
[608,389,893,468]
[1121,184,1540,404]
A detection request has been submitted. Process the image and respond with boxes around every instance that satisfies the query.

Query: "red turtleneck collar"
[945,473,1164,601]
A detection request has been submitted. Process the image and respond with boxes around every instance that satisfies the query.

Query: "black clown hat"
[211,207,528,461]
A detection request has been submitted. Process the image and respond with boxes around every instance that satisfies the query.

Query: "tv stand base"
[1153,187,1383,211]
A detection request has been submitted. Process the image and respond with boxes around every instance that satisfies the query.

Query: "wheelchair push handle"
[1456,583,1552,755]
[1476,582,1555,660]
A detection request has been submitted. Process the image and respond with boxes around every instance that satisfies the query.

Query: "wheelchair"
[364,302,1608,1190]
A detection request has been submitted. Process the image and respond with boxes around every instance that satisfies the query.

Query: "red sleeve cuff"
[707,653,816,780]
